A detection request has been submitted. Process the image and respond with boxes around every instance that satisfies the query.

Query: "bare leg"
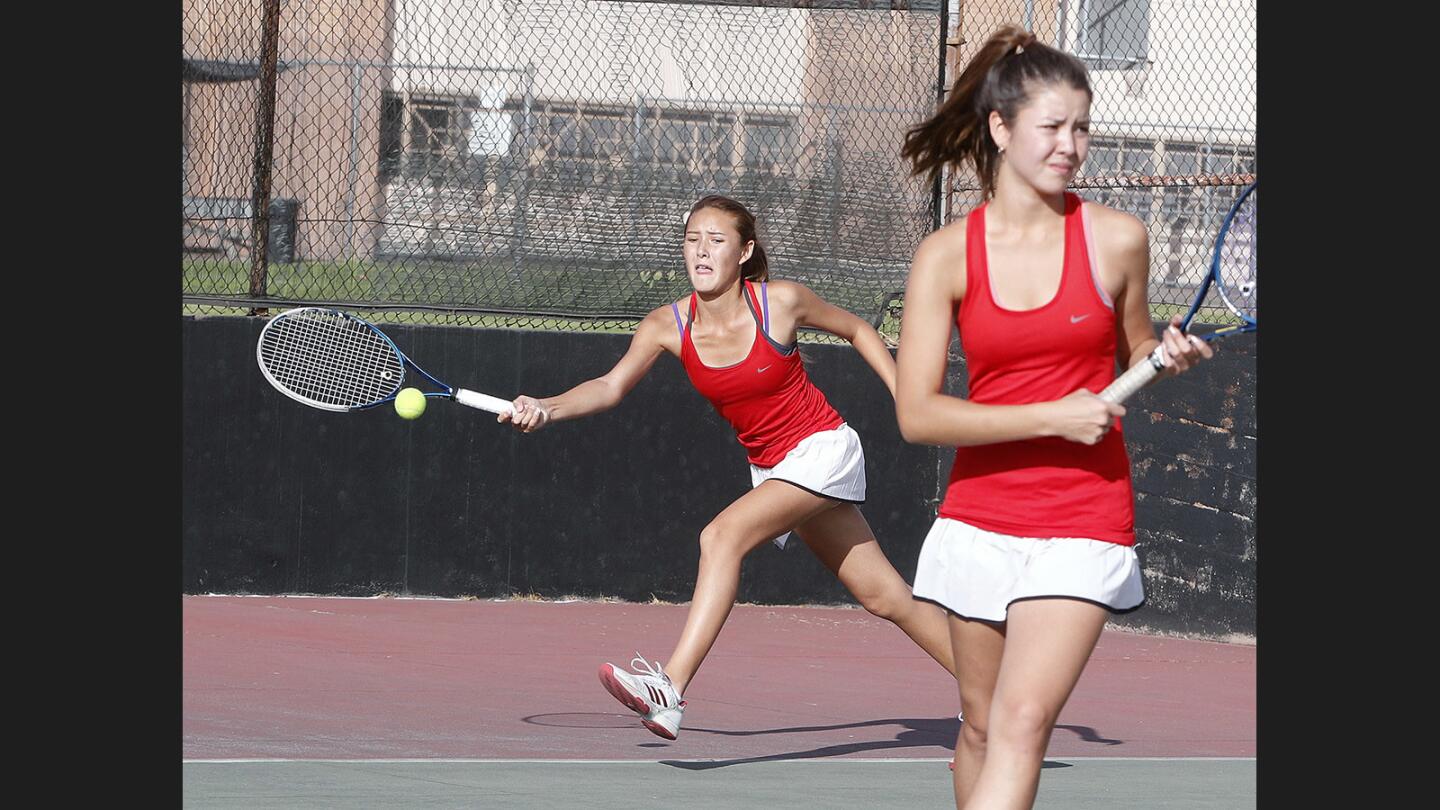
[794,504,956,677]
[662,480,837,693]
[948,614,1006,808]
[965,599,1109,810]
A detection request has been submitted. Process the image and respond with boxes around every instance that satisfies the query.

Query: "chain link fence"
[947,0,1255,330]
[182,0,1254,335]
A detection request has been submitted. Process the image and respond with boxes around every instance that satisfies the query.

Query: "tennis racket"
[1100,181,1256,404]
[255,306,513,416]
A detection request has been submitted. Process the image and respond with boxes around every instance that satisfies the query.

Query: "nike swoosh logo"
[757,365,772,373]
[1070,314,1091,324]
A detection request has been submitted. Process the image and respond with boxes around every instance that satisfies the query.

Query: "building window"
[645,111,734,170]
[409,99,468,181]
[1159,144,1202,219]
[378,93,512,186]
[377,92,405,185]
[380,94,804,189]
[743,117,796,173]
[1076,0,1150,70]
[545,107,631,160]
[1122,138,1156,175]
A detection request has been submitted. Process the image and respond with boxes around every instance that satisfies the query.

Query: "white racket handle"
[1098,345,1166,405]
[454,388,514,415]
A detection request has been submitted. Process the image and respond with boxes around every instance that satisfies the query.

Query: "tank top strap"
[1062,192,1085,253]
[761,281,770,333]
[963,203,990,313]
[670,301,685,338]
[1061,192,1113,311]
[741,280,766,336]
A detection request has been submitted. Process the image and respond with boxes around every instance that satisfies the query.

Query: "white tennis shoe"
[598,653,686,740]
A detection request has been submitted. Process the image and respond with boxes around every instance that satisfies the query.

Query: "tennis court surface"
[183,595,1255,808]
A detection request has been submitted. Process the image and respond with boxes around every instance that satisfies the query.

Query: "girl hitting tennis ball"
[500,194,956,740]
[895,26,1213,809]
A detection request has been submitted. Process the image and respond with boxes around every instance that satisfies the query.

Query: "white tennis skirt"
[750,423,867,549]
[911,517,1144,621]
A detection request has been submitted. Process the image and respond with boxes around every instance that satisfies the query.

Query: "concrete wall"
[182,315,1255,638]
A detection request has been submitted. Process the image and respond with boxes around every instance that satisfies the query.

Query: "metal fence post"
[248,0,283,316]
[344,62,363,259]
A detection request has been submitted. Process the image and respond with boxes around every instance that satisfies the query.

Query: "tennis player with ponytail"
[895,27,1212,809]
[501,194,956,741]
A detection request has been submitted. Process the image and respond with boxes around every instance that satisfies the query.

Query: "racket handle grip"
[454,388,514,415]
[1098,346,1166,405]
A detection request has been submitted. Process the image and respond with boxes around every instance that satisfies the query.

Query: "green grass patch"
[184,258,1236,336]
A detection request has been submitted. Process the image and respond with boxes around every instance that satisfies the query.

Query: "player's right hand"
[500,395,552,433]
[1157,317,1215,378]
[1050,389,1125,445]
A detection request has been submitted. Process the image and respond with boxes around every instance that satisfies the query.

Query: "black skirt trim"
[913,593,1146,622]
[760,476,865,505]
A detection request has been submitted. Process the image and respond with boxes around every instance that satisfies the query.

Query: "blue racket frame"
[1098,181,1256,404]
[1185,181,1257,342]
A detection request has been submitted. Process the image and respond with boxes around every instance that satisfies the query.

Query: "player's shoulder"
[643,299,681,320]
[633,303,686,354]
[912,216,969,272]
[758,277,808,304]
[638,301,683,334]
[1079,199,1148,248]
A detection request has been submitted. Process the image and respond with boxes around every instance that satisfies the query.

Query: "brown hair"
[901,26,1091,199]
[685,194,770,282]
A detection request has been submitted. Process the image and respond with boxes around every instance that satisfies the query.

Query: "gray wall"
[182,315,1255,638]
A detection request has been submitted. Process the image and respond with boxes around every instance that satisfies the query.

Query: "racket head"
[1211,182,1257,330]
[256,307,407,411]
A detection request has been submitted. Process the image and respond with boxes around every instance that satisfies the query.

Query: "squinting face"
[992,82,1092,196]
[683,208,753,294]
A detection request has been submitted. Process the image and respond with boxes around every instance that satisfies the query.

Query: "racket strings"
[305,314,402,406]
[296,315,395,406]
[260,310,404,408]
[292,316,398,406]
[1216,192,1257,321]
[262,316,356,405]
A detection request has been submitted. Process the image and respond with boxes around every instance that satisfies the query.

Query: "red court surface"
[183,595,1254,764]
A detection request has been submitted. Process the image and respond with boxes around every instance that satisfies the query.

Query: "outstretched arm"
[781,281,897,397]
[500,309,673,432]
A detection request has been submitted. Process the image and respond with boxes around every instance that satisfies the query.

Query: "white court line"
[185,757,1255,765]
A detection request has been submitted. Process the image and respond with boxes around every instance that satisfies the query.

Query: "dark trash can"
[267,198,299,263]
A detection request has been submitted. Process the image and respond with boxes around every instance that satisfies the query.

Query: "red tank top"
[675,280,844,468]
[939,194,1135,545]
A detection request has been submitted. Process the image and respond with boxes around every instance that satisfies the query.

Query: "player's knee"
[959,716,989,751]
[697,523,744,561]
[992,700,1055,747]
[856,590,901,621]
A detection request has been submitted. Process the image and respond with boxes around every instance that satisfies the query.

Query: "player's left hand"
[1159,315,1215,377]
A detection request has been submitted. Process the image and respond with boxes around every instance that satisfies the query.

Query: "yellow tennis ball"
[394,387,427,419]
